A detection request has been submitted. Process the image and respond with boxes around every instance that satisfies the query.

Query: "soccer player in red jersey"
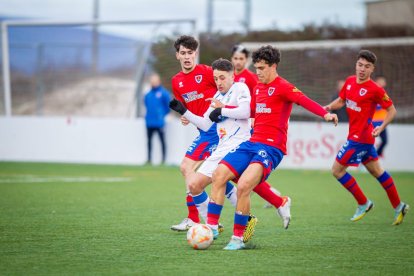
[232,44,284,209]
[325,50,409,225]
[206,45,338,250]
[170,35,239,231]
[231,45,258,98]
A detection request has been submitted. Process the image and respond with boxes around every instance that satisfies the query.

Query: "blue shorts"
[219,141,284,182]
[336,140,378,167]
[185,123,219,161]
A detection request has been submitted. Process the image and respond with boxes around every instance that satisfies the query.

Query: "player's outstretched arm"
[169,98,214,131]
[324,97,345,111]
[296,95,338,126]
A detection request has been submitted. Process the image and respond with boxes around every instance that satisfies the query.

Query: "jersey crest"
[359,88,367,96]
[238,77,246,83]
[268,87,275,96]
[195,75,202,84]
[218,127,227,139]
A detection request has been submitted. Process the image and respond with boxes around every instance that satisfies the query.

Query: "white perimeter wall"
[1,116,413,171]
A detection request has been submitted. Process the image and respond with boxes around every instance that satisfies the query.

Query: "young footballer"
[170,58,292,242]
[325,50,409,225]
[206,45,338,250]
[170,35,239,231]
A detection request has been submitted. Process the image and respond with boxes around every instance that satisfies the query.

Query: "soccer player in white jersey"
[169,58,291,241]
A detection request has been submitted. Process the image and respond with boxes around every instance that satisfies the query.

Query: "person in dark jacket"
[144,73,171,164]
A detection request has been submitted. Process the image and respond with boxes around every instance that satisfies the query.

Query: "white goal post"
[1,19,197,117]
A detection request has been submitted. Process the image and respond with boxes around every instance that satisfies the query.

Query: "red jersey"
[171,64,217,116]
[251,76,327,154]
[339,76,393,144]
[234,68,258,118]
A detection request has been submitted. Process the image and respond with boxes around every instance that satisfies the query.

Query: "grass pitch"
[0,162,413,275]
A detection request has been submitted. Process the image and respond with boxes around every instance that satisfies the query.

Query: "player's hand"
[169,99,187,115]
[180,116,190,126]
[372,126,383,137]
[323,105,331,111]
[206,98,225,108]
[209,108,222,123]
[324,113,338,126]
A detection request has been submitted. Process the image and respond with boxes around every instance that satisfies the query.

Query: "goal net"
[1,19,196,118]
[244,37,414,123]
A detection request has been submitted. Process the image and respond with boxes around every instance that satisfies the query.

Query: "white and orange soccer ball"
[186,224,214,250]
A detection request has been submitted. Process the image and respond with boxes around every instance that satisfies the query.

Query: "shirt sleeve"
[206,66,217,88]
[221,101,250,119]
[376,87,393,109]
[282,85,327,118]
[221,83,251,119]
[183,107,215,132]
[339,80,347,100]
[171,79,185,105]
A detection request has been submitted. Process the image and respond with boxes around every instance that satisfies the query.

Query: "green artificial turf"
[0,162,413,275]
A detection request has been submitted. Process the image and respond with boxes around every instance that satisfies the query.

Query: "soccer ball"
[186,224,214,250]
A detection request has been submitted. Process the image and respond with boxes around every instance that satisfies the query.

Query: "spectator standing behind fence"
[144,73,171,165]
[373,76,389,157]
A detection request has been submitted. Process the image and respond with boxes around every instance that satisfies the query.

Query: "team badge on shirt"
[239,77,246,83]
[268,87,275,96]
[218,127,227,139]
[359,88,367,96]
[195,75,203,84]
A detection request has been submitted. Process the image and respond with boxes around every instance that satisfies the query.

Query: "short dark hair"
[231,44,249,58]
[357,50,377,65]
[252,45,281,65]
[212,58,234,72]
[174,35,199,52]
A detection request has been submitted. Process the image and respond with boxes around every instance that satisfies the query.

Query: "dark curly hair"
[212,58,234,72]
[357,49,377,65]
[252,45,281,65]
[173,35,199,52]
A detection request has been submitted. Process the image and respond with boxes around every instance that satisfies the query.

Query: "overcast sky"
[0,0,366,38]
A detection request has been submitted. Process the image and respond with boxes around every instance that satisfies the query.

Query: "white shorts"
[197,136,247,178]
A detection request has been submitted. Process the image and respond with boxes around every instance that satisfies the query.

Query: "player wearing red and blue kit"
[170,36,238,232]
[326,50,409,225]
[206,45,338,250]
[232,44,283,210]
[172,64,218,161]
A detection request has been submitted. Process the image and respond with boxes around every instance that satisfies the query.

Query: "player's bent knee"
[212,166,231,187]
[188,181,203,195]
[179,162,188,176]
[236,184,251,198]
[331,163,345,178]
